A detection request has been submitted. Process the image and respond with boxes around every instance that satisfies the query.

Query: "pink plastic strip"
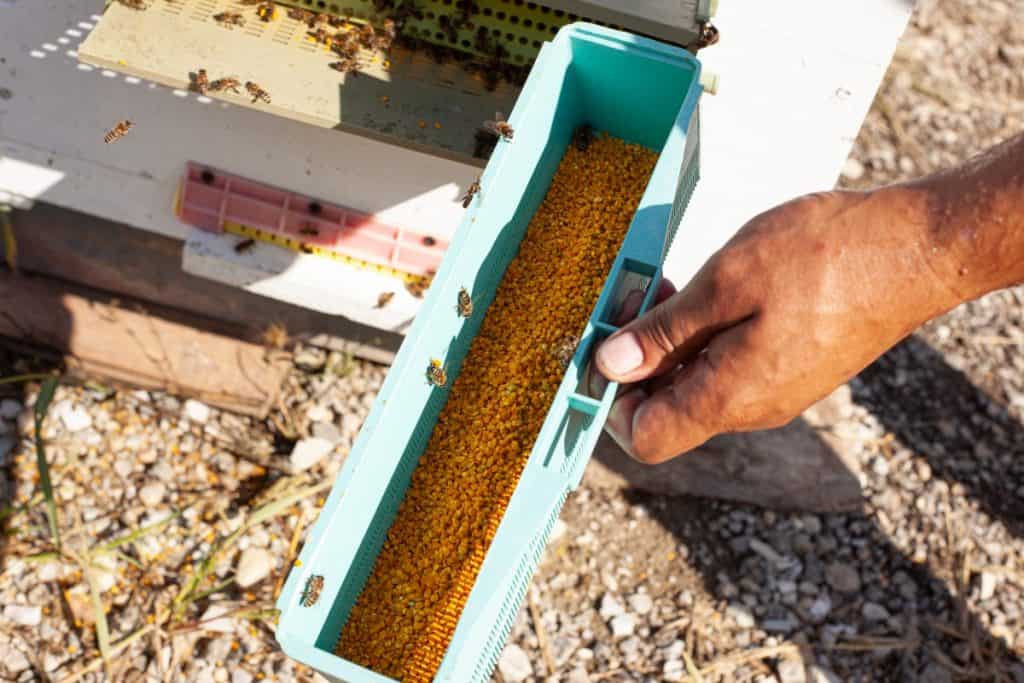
[177,162,448,276]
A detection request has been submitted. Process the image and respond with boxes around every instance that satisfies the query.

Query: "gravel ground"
[1,0,1023,681]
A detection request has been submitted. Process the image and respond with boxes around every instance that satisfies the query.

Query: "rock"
[139,481,166,507]
[727,603,755,629]
[809,665,843,683]
[0,435,15,463]
[566,667,590,683]
[289,437,334,472]
[979,571,998,601]
[236,547,273,587]
[663,659,686,682]
[497,644,532,683]
[340,412,363,437]
[609,614,636,639]
[825,562,861,593]
[762,615,799,633]
[808,595,832,623]
[861,602,889,621]
[841,157,865,181]
[306,403,333,423]
[295,348,327,372]
[231,670,254,683]
[199,604,237,634]
[57,402,92,432]
[3,605,41,627]
[311,422,343,445]
[749,538,786,567]
[0,398,21,419]
[214,669,229,683]
[37,560,61,582]
[549,519,568,544]
[150,461,174,482]
[628,592,653,615]
[183,399,211,424]
[599,594,625,620]
[5,648,30,673]
[778,660,807,683]
[919,663,952,683]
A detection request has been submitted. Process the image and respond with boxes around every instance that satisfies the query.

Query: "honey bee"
[332,31,360,59]
[554,333,580,371]
[373,18,396,51]
[484,112,513,141]
[261,321,290,350]
[309,27,333,46]
[307,11,329,28]
[103,120,134,144]
[287,7,314,22]
[456,287,474,317]
[256,1,276,22]
[209,76,242,93]
[696,22,719,49]
[245,81,271,104]
[329,58,360,76]
[573,124,595,151]
[358,22,376,49]
[375,291,396,309]
[300,574,324,607]
[190,68,209,95]
[116,0,148,9]
[213,11,244,26]
[327,15,348,29]
[437,15,458,44]
[474,25,492,54]
[405,272,434,299]
[461,178,481,208]
[425,359,448,387]
[234,238,256,253]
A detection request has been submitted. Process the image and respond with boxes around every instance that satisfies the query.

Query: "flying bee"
[375,291,396,309]
[103,120,134,144]
[300,575,324,607]
[573,124,595,151]
[213,11,244,26]
[426,359,448,387]
[554,333,580,371]
[461,177,481,208]
[245,81,271,104]
[116,0,148,9]
[190,68,209,94]
[209,76,242,93]
[234,238,256,253]
[483,112,513,141]
[696,22,719,49]
[256,1,275,22]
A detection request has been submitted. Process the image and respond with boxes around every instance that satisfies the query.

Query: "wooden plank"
[6,203,401,364]
[0,271,290,416]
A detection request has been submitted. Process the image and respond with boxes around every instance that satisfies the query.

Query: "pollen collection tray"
[275,23,703,682]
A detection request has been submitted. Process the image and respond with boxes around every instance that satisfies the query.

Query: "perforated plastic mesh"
[273,0,623,63]
[472,490,569,683]
[665,106,701,259]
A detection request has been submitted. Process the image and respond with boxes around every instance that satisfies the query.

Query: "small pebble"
[289,437,334,472]
[236,547,273,588]
[183,399,212,424]
[628,592,653,615]
[0,398,22,419]
[497,643,532,683]
[139,481,166,506]
[609,614,636,639]
[3,605,41,627]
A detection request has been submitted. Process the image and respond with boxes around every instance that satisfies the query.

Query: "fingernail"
[598,332,644,376]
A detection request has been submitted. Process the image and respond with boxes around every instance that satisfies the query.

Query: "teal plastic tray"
[276,22,703,682]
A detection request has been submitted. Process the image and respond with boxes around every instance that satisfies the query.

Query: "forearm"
[902,131,1024,304]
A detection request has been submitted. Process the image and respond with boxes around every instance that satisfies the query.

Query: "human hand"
[594,188,963,463]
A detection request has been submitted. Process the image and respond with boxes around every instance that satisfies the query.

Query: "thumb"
[595,274,750,383]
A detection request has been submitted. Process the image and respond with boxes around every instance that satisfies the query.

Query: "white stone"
[0,399,22,419]
[566,667,590,683]
[235,547,273,588]
[599,594,624,620]
[57,402,92,432]
[549,519,568,544]
[862,602,889,621]
[199,604,237,634]
[6,648,30,673]
[627,592,653,615]
[231,670,254,683]
[841,157,865,181]
[3,605,41,627]
[139,482,166,507]
[808,595,832,623]
[37,561,61,582]
[749,538,785,567]
[979,572,998,601]
[609,614,635,639]
[183,399,211,424]
[289,437,334,472]
[663,659,686,683]
[809,665,844,683]
[306,404,333,423]
[497,644,532,683]
[778,659,807,683]
[727,603,755,629]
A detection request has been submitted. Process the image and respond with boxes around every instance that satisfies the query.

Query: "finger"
[627,323,756,463]
[613,278,678,327]
[595,271,753,384]
[604,386,647,454]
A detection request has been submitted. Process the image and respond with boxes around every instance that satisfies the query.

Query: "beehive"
[276,23,703,682]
